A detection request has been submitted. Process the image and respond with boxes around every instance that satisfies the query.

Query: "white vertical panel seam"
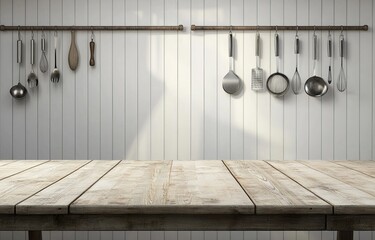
[372,0,374,160]
[216,0,219,160]
[112,0,114,160]
[358,0,361,160]
[345,0,348,160]
[203,0,206,159]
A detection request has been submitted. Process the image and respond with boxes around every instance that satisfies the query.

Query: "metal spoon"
[10,27,28,99]
[27,31,38,88]
[51,31,60,83]
[337,31,346,92]
[291,27,301,94]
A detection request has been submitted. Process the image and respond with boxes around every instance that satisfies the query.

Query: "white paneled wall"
[0,0,374,239]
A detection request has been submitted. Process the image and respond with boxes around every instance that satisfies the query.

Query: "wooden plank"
[16,160,120,214]
[166,161,253,213]
[267,161,375,214]
[0,160,89,214]
[0,214,326,231]
[333,160,375,177]
[71,160,253,214]
[224,160,331,214]
[299,160,375,196]
[0,160,49,180]
[0,160,17,167]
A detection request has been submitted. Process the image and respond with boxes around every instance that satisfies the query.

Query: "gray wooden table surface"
[0,160,373,240]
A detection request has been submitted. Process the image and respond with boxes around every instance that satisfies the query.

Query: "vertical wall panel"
[177,0,191,160]
[164,0,178,160]
[137,0,151,160]
[257,0,271,161]
[25,0,38,159]
[204,0,218,159]
[150,0,165,160]
[243,0,257,160]
[100,0,113,159]
[334,0,347,160]
[75,0,88,159]
[62,0,76,160]
[112,0,125,160]
[270,0,284,161]
[346,0,360,160]
[217,0,231,160]
[12,0,26,160]
[88,0,101,160]
[125,0,138,159]
[360,0,373,160]
[190,0,204,160]
[296,0,309,160]
[0,0,13,159]
[230,0,244,160]
[49,0,63,160]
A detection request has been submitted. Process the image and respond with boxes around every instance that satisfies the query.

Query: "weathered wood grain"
[0,160,17,167]
[71,160,254,214]
[0,214,326,231]
[327,215,375,230]
[333,160,375,177]
[0,160,49,180]
[300,160,375,197]
[224,160,332,214]
[267,160,375,214]
[0,160,90,214]
[16,160,120,214]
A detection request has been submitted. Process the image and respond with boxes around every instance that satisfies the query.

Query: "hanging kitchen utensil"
[39,30,48,73]
[89,29,95,66]
[223,28,241,94]
[291,26,301,94]
[327,27,332,84]
[51,31,60,83]
[10,27,27,99]
[266,28,290,96]
[68,30,79,70]
[27,31,38,88]
[251,29,263,91]
[337,27,346,92]
[304,28,328,97]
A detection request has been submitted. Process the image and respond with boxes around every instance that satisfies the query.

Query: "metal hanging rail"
[191,25,368,31]
[0,25,184,31]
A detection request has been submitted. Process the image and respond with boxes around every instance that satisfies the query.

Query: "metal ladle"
[10,27,28,99]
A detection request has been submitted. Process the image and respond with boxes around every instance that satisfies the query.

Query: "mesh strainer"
[266,32,290,96]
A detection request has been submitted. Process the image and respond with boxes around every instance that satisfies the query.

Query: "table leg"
[28,230,42,240]
[337,231,353,240]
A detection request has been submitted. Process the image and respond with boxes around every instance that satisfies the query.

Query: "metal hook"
[54,26,57,37]
[341,25,344,35]
[41,27,45,38]
[256,25,259,34]
[313,25,316,35]
[91,26,94,40]
[17,25,21,40]
[328,25,331,36]
[31,28,34,39]
[229,25,232,33]
[275,25,278,33]
[296,25,298,36]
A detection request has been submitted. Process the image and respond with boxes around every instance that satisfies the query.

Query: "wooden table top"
[0,160,374,231]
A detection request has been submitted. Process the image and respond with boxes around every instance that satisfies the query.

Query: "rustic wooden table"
[0,160,374,240]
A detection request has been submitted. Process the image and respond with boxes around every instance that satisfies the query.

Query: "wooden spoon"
[68,30,79,71]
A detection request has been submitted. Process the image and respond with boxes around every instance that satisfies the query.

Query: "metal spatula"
[223,31,241,94]
[251,32,263,91]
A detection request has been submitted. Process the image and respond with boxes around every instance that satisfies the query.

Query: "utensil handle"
[30,38,35,65]
[274,33,279,57]
[90,40,95,66]
[255,33,260,57]
[54,35,57,50]
[327,35,332,57]
[339,35,344,58]
[41,38,46,52]
[228,33,233,57]
[17,40,22,64]
[313,34,317,60]
[294,36,299,54]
